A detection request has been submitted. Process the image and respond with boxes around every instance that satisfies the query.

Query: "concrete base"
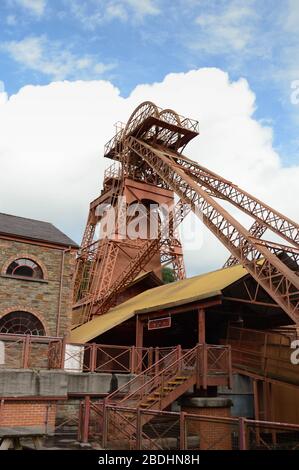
[0,369,135,398]
[182,397,233,408]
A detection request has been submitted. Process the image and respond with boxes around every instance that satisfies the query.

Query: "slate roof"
[0,213,79,248]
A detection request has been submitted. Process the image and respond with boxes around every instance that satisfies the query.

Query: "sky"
[0,0,298,275]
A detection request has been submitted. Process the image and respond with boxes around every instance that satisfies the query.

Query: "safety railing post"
[136,408,142,450]
[196,344,201,388]
[154,347,159,376]
[180,412,186,449]
[177,344,182,373]
[262,333,268,376]
[22,334,30,368]
[60,334,67,369]
[238,417,247,450]
[148,347,153,369]
[203,344,208,389]
[90,343,97,372]
[82,395,91,443]
[130,346,135,374]
[78,401,84,442]
[228,345,233,389]
[102,401,108,449]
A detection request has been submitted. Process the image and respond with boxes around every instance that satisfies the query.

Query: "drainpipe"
[56,247,72,337]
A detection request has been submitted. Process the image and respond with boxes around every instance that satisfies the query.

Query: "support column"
[253,379,259,421]
[253,379,260,446]
[135,315,144,349]
[135,316,144,374]
[198,308,206,344]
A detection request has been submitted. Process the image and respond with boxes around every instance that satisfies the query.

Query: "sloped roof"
[70,263,248,344]
[0,213,78,248]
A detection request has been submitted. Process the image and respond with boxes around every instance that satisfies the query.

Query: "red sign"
[148,317,171,330]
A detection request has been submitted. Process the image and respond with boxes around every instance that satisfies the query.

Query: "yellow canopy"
[70,264,248,344]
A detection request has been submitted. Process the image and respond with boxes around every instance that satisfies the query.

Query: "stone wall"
[0,238,76,336]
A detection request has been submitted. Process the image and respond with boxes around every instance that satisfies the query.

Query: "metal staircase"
[96,344,231,448]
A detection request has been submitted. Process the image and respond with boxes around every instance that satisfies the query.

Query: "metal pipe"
[56,247,71,337]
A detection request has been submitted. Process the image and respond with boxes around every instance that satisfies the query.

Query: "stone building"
[0,213,78,338]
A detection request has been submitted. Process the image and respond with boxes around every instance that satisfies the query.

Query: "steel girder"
[128,137,299,324]
[173,154,299,247]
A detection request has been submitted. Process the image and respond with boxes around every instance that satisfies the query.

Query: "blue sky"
[0,0,298,166]
[0,1,297,158]
[0,0,298,273]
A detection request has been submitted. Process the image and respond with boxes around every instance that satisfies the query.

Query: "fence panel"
[246,420,299,450]
[140,410,180,450]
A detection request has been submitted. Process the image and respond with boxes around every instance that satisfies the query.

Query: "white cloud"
[67,0,160,29]
[14,0,46,16]
[285,0,299,34]
[2,36,116,80]
[0,68,298,276]
[125,0,160,18]
[193,1,257,53]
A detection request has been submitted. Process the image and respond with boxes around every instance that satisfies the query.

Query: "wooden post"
[198,308,206,344]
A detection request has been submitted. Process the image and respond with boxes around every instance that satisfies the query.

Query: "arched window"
[0,311,45,336]
[6,258,43,279]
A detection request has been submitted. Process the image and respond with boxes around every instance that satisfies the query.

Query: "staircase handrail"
[108,345,199,407]
[106,346,180,403]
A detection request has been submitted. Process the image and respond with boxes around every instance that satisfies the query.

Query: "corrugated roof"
[70,263,248,344]
[0,213,78,248]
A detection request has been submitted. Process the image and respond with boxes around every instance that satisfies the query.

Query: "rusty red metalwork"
[73,101,299,326]
[0,333,176,374]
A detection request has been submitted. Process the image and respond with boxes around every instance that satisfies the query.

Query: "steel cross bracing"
[127,137,299,323]
[173,154,299,247]
[73,102,299,325]
[91,199,190,318]
[224,221,267,268]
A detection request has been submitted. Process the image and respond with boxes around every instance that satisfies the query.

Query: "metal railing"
[97,405,299,450]
[0,333,175,374]
[88,344,232,447]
